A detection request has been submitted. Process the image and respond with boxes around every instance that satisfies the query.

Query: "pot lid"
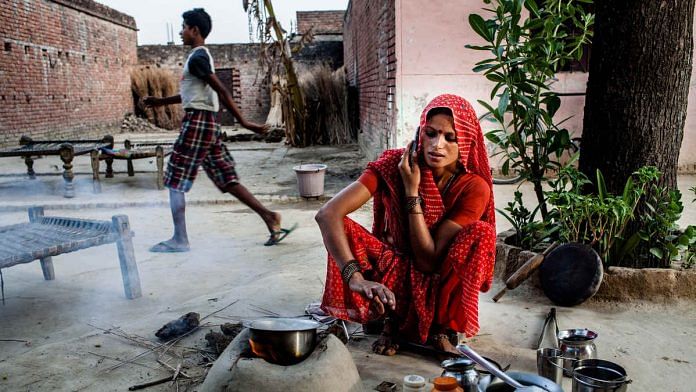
[557,328,598,342]
[403,375,426,387]
[441,357,475,369]
[248,317,320,331]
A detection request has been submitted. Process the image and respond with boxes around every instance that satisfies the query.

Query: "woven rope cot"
[98,139,174,189]
[0,135,114,198]
[0,207,141,299]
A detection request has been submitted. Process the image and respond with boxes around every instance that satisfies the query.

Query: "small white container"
[403,374,427,392]
[293,164,327,198]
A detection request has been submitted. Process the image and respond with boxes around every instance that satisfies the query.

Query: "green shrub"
[547,166,695,269]
[498,190,556,251]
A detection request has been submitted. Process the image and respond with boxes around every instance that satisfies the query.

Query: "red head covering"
[367,94,495,249]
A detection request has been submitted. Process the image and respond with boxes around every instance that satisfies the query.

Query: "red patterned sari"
[321,94,496,343]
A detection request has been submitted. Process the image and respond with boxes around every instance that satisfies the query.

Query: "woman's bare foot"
[372,334,399,356]
[264,211,282,234]
[371,319,399,356]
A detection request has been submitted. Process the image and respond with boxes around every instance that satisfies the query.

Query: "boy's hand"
[243,121,270,135]
[142,96,160,108]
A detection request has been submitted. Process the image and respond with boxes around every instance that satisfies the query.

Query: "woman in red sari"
[315,94,496,355]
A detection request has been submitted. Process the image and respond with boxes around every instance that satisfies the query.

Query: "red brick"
[0,0,137,145]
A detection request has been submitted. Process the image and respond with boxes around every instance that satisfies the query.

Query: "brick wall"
[0,0,137,146]
[138,41,345,125]
[297,11,345,36]
[344,0,396,160]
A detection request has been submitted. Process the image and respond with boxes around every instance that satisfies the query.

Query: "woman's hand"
[398,141,420,196]
[348,273,396,314]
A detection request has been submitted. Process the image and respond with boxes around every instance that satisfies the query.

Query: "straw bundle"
[131,67,182,130]
[295,65,354,146]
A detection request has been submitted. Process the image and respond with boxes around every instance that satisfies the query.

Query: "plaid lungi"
[164,110,238,192]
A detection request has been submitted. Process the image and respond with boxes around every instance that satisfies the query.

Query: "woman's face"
[422,113,459,171]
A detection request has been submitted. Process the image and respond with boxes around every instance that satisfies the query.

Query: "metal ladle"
[456,344,546,392]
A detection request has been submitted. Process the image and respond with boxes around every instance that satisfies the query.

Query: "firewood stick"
[87,351,159,371]
[201,299,240,321]
[157,359,191,379]
[128,375,174,391]
[171,363,182,382]
[0,338,31,345]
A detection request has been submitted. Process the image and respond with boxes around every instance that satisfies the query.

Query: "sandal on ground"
[149,241,190,253]
[263,223,298,246]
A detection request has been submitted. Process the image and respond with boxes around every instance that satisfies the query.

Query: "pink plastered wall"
[393,1,696,172]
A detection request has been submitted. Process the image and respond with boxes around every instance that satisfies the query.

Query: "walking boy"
[145,8,295,252]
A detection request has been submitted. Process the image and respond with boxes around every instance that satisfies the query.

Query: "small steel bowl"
[247,318,320,366]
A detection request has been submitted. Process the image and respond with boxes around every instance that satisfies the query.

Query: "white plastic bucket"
[293,164,327,198]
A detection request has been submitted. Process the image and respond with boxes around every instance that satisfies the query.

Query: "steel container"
[572,359,630,392]
[247,318,320,366]
[557,329,598,376]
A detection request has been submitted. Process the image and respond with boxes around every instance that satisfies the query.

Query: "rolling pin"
[493,242,559,302]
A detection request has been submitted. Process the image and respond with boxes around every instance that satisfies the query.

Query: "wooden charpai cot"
[0,207,142,299]
[0,135,113,198]
[98,139,174,190]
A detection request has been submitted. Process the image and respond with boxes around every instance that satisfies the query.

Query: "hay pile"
[295,65,354,146]
[131,66,182,130]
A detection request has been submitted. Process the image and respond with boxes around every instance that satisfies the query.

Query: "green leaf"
[596,170,607,202]
[545,95,561,117]
[465,45,493,51]
[498,89,510,115]
[485,132,502,144]
[486,73,506,83]
[617,233,642,262]
[524,0,540,17]
[477,100,497,118]
[469,14,491,42]
[678,235,691,246]
[622,177,635,203]
[650,247,664,259]
[473,63,495,73]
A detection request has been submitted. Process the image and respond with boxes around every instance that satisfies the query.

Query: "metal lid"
[403,374,426,387]
[557,328,598,344]
[441,357,476,370]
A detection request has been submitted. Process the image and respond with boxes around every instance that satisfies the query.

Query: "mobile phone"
[409,126,420,165]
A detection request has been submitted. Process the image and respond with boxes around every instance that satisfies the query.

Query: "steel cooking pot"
[572,359,631,392]
[484,372,563,392]
[247,317,320,366]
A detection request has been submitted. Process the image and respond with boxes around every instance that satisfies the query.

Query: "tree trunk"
[580,0,695,192]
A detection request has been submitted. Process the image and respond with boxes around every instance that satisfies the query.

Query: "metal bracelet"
[406,196,422,212]
[341,260,361,284]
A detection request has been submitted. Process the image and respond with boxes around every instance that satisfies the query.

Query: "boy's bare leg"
[152,189,190,248]
[169,189,190,245]
[150,189,190,252]
[225,182,281,233]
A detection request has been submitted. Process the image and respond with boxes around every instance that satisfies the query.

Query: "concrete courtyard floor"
[0,133,695,391]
